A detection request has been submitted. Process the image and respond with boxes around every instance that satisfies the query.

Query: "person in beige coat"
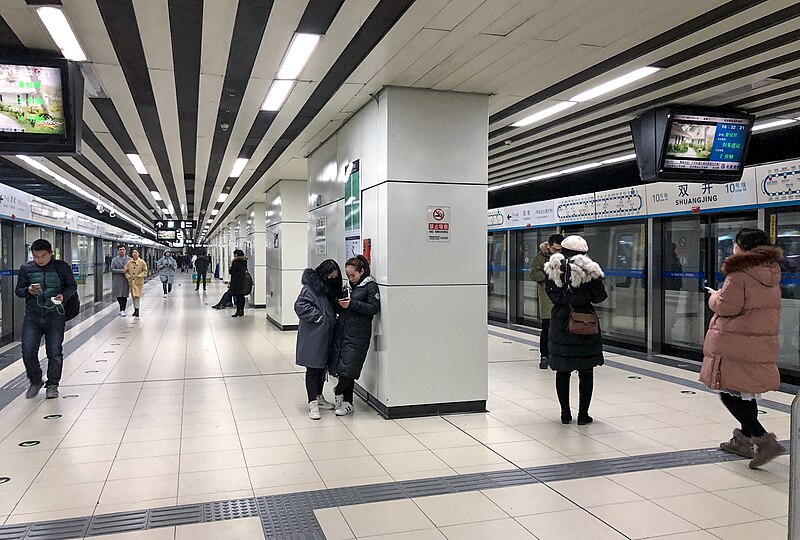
[124,249,148,318]
[700,228,784,468]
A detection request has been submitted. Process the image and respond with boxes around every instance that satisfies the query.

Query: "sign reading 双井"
[427,206,450,242]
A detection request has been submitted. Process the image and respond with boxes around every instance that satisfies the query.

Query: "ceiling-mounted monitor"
[630,108,754,184]
[0,57,83,155]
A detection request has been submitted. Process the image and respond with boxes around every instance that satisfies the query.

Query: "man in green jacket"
[530,234,563,369]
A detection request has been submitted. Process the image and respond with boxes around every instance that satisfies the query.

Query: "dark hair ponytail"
[345,254,370,277]
[735,228,771,252]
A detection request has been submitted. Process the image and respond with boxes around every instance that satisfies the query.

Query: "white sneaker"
[335,400,354,416]
[308,400,321,420]
[163,294,167,298]
[119,310,127,317]
[317,395,335,410]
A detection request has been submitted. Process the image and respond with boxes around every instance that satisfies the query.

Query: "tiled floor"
[0,275,791,539]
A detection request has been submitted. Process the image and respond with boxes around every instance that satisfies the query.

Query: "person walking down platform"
[329,255,381,416]
[530,234,563,369]
[124,249,148,318]
[111,244,131,316]
[544,235,607,426]
[294,259,341,420]
[15,239,77,400]
[157,250,178,297]
[194,251,211,291]
[700,228,785,469]
[228,249,252,318]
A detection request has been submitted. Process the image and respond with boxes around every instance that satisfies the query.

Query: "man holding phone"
[15,239,77,399]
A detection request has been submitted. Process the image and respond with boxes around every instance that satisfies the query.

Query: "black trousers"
[540,319,551,358]
[116,297,128,311]
[162,281,173,294]
[305,368,326,402]
[21,312,65,387]
[234,295,246,315]
[335,376,355,404]
[720,392,767,437]
[195,271,207,289]
[555,369,593,415]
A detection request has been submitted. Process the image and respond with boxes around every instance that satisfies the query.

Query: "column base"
[266,314,298,331]
[354,383,486,419]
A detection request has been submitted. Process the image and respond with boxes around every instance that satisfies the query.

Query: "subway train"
[488,160,800,380]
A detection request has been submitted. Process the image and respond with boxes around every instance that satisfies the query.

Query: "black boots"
[133,309,140,317]
[556,369,594,425]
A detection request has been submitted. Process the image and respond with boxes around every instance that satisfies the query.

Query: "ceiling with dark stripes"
[1,0,799,241]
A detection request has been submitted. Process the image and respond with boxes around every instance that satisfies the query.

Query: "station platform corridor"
[0,274,791,540]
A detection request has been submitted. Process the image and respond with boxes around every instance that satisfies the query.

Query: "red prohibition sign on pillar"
[432,208,445,221]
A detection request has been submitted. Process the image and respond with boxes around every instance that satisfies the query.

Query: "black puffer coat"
[229,256,249,295]
[329,276,380,379]
[545,253,608,372]
[294,269,337,369]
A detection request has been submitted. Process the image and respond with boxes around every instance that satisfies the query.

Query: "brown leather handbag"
[563,290,600,336]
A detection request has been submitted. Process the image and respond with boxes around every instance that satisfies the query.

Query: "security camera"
[220,122,230,132]
[96,203,104,214]
[109,210,116,218]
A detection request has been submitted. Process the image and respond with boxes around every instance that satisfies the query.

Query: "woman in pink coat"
[700,228,784,468]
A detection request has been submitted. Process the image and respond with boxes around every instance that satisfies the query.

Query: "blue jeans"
[22,312,66,387]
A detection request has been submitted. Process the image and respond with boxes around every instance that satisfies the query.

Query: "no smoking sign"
[427,206,450,243]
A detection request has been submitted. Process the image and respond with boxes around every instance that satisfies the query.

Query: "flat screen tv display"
[630,108,754,184]
[0,58,82,155]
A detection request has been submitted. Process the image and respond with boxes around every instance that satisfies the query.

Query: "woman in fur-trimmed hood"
[544,235,607,426]
[700,228,785,468]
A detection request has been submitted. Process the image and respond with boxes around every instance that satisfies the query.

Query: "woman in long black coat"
[228,249,250,317]
[544,235,607,426]
[295,259,342,420]
[329,255,380,416]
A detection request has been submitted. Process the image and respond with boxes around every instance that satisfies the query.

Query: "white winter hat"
[561,235,589,253]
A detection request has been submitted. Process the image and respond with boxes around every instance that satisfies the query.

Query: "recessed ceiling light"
[207,219,212,224]
[150,191,162,201]
[570,67,661,102]
[511,101,577,128]
[217,193,229,203]
[162,208,170,214]
[751,118,796,131]
[262,80,295,111]
[211,209,219,216]
[126,154,147,175]
[36,7,86,62]
[230,158,247,178]
[277,33,321,80]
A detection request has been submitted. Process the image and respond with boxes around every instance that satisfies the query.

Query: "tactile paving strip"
[0,439,772,539]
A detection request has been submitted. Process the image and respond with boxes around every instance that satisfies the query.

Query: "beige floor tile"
[31,460,112,488]
[303,439,370,461]
[413,492,507,527]
[375,451,450,476]
[340,499,435,538]
[313,455,388,483]
[0,490,25,516]
[395,417,459,435]
[175,516,264,539]
[549,476,643,507]
[176,490,255,506]
[13,482,103,514]
[234,417,292,434]
[463,427,530,445]
[516,508,628,540]
[707,519,788,539]
[667,464,760,491]
[361,435,427,455]
[412,431,481,450]
[653,492,763,529]
[482,484,577,517]
[588,431,663,451]
[607,470,704,499]
[635,533,717,540]
[253,482,327,497]
[294,426,356,444]
[345,420,409,439]
[487,440,563,462]
[108,455,180,481]
[93,497,178,516]
[178,468,253,498]
[432,446,508,468]
[5,505,96,525]
[538,435,618,456]
[361,530,446,539]
[90,528,177,540]
[117,439,181,459]
[244,444,310,466]
[179,449,246,473]
[590,499,699,539]
[440,517,537,539]
[100,475,178,505]
[248,462,322,489]
[239,430,301,449]
[314,507,355,540]
[715,485,789,519]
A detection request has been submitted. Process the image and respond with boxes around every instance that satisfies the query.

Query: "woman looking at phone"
[328,255,380,416]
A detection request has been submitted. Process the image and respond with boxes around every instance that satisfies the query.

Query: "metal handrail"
[790,391,799,539]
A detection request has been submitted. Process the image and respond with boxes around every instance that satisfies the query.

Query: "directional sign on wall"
[154,220,197,230]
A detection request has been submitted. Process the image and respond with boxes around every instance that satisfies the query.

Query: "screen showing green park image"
[0,64,66,136]
[345,160,360,231]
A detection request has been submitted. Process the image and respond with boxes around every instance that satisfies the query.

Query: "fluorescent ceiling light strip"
[229,158,248,178]
[570,67,661,102]
[217,193,229,203]
[211,209,219,216]
[262,80,295,111]
[601,153,637,164]
[150,191,162,201]
[277,33,320,80]
[126,154,148,175]
[751,118,796,131]
[558,162,603,175]
[512,101,577,127]
[36,7,86,61]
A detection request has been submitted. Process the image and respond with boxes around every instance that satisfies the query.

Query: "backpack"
[243,272,253,295]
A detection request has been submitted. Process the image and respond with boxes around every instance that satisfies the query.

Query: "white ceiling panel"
[425,0,486,32]
[133,0,174,71]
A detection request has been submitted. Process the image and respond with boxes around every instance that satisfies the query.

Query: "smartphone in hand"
[704,286,716,293]
[29,283,42,294]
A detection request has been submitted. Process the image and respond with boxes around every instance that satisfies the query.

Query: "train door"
[487,232,508,322]
[514,227,557,326]
[771,209,800,374]
[662,212,757,358]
